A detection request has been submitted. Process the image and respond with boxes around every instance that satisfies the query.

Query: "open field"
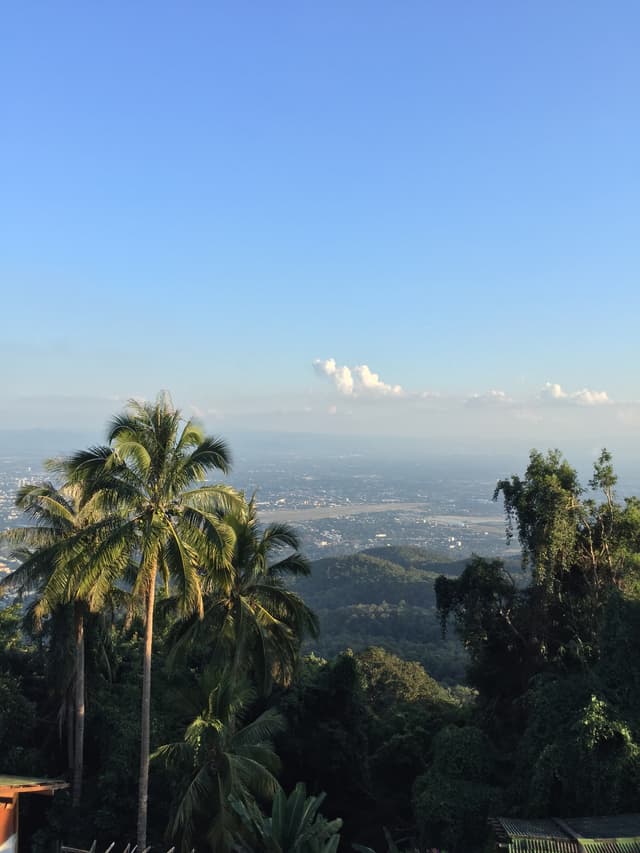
[259,501,426,522]
[259,502,504,526]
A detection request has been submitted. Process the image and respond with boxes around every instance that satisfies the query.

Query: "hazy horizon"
[2,422,640,481]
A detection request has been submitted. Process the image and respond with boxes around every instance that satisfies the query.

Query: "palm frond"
[227,753,280,800]
[182,484,243,514]
[175,421,206,453]
[179,437,232,482]
[232,708,286,748]
[164,522,203,619]
[111,439,152,477]
[151,741,193,770]
[253,584,320,639]
[62,445,114,482]
[267,552,312,577]
[259,522,302,553]
[170,762,219,848]
[179,507,236,575]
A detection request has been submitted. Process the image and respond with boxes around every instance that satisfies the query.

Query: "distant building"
[490,814,640,853]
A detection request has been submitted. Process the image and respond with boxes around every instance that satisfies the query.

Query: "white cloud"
[313,358,355,395]
[541,382,568,400]
[572,388,610,406]
[312,358,336,379]
[541,382,610,406]
[353,364,404,396]
[313,358,404,397]
[312,361,614,415]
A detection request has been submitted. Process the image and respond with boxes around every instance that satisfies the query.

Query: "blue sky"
[2,2,639,447]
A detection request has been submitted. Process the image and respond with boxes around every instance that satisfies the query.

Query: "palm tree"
[60,392,240,848]
[168,498,319,691]
[0,480,106,806]
[153,667,284,852]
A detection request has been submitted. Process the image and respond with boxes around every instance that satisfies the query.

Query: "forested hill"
[292,546,483,683]
[304,546,469,606]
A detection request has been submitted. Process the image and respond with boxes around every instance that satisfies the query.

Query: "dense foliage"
[433,449,640,849]
[2,422,640,852]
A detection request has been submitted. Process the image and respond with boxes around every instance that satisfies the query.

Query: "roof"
[491,815,640,853]
[0,775,68,795]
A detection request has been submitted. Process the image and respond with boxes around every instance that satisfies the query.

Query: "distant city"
[237,453,512,560]
[4,435,639,572]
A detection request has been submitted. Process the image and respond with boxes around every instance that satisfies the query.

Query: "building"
[490,815,640,853]
[0,776,68,853]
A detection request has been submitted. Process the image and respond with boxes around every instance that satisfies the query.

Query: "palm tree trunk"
[72,604,85,807]
[66,691,74,775]
[137,562,157,850]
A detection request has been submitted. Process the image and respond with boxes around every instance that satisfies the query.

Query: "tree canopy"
[3,438,640,853]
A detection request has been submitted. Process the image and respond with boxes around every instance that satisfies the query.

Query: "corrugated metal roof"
[497,819,569,839]
[508,839,578,853]
[491,815,640,853]
[0,775,68,793]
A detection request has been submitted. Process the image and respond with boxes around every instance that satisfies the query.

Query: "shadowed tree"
[59,393,240,848]
[233,782,343,853]
[153,667,284,852]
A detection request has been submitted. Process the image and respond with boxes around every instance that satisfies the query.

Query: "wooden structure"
[490,814,640,853]
[0,775,68,853]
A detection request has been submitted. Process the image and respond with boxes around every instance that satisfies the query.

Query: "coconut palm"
[153,667,284,852]
[59,392,240,848]
[0,479,107,805]
[168,497,319,691]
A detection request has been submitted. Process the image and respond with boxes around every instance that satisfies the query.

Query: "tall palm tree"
[168,498,319,691]
[60,392,240,848]
[0,480,106,806]
[153,667,284,852]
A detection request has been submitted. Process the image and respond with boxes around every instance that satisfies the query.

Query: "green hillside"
[295,546,473,683]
